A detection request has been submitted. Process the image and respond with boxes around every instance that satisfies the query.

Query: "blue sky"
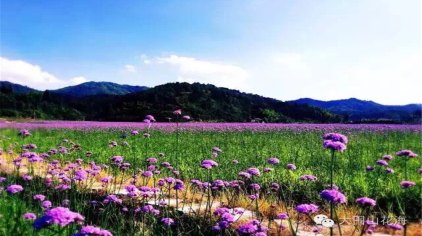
[1,0,421,105]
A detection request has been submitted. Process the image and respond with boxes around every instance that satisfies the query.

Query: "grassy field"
[0,126,420,235]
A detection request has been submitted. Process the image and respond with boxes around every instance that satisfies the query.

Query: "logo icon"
[313,214,334,228]
[321,218,335,228]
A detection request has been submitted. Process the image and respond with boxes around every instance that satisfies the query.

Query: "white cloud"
[251,51,422,105]
[140,54,151,65]
[123,64,137,73]
[69,76,88,85]
[272,53,307,71]
[0,57,88,90]
[150,55,250,90]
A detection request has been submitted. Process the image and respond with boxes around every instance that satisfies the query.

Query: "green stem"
[175,116,180,169]
[330,149,335,236]
[334,207,343,236]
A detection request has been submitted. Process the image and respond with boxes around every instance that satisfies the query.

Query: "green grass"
[0,128,421,235]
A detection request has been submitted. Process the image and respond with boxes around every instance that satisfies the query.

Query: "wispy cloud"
[0,57,88,90]
[250,51,422,104]
[123,64,137,73]
[147,54,250,90]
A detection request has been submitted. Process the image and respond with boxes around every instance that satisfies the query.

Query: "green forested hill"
[0,81,342,122]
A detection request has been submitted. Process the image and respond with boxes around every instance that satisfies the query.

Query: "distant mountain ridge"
[51,81,149,97]
[1,80,420,123]
[86,82,340,122]
[0,81,341,123]
[0,81,39,94]
[289,98,421,122]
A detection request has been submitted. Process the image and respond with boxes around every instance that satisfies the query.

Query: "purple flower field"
[0,119,421,236]
[1,121,421,132]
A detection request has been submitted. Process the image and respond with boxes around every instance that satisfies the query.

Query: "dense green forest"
[0,85,83,120]
[0,81,342,123]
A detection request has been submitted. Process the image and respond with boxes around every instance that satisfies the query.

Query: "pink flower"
[23,212,37,220]
[173,109,182,115]
[6,184,23,194]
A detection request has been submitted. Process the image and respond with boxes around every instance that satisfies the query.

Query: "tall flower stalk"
[173,109,181,169]
[323,132,348,236]
[396,149,418,236]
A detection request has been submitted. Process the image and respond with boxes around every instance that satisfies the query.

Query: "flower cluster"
[236,219,268,235]
[320,189,347,204]
[212,207,240,232]
[267,157,280,165]
[33,207,84,230]
[295,204,319,214]
[74,225,113,236]
[400,181,416,188]
[6,184,23,194]
[356,197,376,207]
[396,150,417,158]
[201,160,218,169]
[299,175,317,181]
[323,132,348,152]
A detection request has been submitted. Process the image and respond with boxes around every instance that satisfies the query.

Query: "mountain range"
[289,98,421,122]
[0,81,420,123]
[0,81,38,94]
[52,81,148,97]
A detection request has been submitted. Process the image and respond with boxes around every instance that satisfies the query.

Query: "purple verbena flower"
[356,197,376,207]
[270,182,280,191]
[385,168,394,174]
[376,160,388,166]
[22,174,33,181]
[276,213,289,220]
[145,115,156,122]
[214,207,230,216]
[201,159,218,169]
[237,221,258,234]
[238,171,251,179]
[110,156,123,164]
[33,194,46,202]
[142,171,153,178]
[146,157,157,164]
[103,195,122,205]
[6,184,23,194]
[267,157,280,165]
[74,225,113,236]
[366,166,375,171]
[74,169,88,181]
[161,217,174,226]
[299,175,317,181]
[400,181,416,188]
[320,189,347,204]
[23,212,37,220]
[263,167,273,173]
[286,163,296,170]
[323,140,347,152]
[396,150,417,158]
[323,133,348,144]
[42,200,52,209]
[247,167,261,176]
[33,207,84,229]
[173,179,185,190]
[388,223,404,231]
[249,183,261,191]
[295,204,319,214]
[382,155,393,161]
[19,129,31,137]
